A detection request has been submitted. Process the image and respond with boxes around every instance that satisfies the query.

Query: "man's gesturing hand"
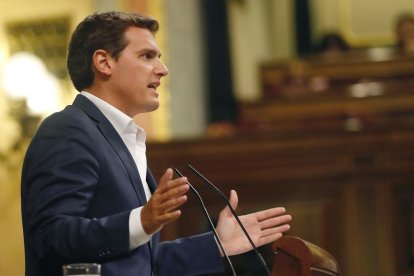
[141,168,189,235]
[216,190,292,256]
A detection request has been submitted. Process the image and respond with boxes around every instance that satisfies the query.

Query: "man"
[21,11,291,276]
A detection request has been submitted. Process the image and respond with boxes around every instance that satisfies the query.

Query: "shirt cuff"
[129,207,152,251]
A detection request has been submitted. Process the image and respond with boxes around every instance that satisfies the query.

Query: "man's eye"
[143,53,153,60]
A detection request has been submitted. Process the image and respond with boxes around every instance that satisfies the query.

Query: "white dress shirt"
[81,91,152,250]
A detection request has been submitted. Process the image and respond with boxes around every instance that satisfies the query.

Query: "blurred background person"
[313,32,350,56]
[394,12,414,54]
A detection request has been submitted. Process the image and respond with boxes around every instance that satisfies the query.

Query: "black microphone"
[173,168,236,276]
[187,164,271,276]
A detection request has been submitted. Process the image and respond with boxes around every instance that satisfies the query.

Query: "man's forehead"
[125,26,160,50]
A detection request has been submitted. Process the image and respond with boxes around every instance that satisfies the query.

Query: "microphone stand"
[187,164,271,276]
[174,168,236,276]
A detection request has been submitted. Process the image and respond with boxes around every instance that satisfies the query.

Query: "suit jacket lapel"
[73,94,148,205]
[146,169,157,194]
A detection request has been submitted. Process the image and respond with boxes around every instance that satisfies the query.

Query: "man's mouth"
[148,82,160,90]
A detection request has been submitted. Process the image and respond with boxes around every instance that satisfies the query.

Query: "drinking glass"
[62,263,101,276]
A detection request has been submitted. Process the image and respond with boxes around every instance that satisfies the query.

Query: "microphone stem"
[174,169,236,276]
[188,165,271,276]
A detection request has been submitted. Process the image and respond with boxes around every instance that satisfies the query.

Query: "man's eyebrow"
[137,48,162,57]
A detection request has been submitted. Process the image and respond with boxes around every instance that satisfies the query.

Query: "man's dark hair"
[67,11,159,91]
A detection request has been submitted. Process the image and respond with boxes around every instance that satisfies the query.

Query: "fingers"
[259,214,292,230]
[261,223,291,237]
[256,213,291,247]
[159,168,173,186]
[252,224,290,246]
[156,193,188,213]
[157,180,189,205]
[254,207,288,222]
[255,224,291,247]
[141,168,190,234]
[157,169,187,194]
[256,233,283,247]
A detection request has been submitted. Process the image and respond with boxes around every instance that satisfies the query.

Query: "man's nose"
[156,61,168,77]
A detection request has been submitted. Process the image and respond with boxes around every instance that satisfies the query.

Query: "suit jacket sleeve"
[156,232,225,276]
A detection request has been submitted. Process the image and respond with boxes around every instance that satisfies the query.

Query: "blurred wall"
[165,0,208,139]
[227,0,414,102]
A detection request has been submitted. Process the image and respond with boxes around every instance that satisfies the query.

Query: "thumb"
[225,190,238,215]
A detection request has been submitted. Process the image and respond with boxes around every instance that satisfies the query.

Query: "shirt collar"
[80,91,146,143]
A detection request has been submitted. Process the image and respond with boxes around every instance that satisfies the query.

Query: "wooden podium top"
[272,236,341,276]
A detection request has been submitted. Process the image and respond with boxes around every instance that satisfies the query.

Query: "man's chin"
[143,102,160,113]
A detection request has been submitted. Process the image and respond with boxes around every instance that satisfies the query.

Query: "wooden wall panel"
[148,129,414,275]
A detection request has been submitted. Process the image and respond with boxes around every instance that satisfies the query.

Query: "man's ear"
[92,49,112,76]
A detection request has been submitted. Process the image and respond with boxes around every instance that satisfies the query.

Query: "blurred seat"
[271,236,341,276]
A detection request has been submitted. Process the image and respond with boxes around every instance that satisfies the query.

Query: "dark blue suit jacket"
[21,95,224,276]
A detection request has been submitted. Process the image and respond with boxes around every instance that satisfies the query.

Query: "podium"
[271,236,341,276]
